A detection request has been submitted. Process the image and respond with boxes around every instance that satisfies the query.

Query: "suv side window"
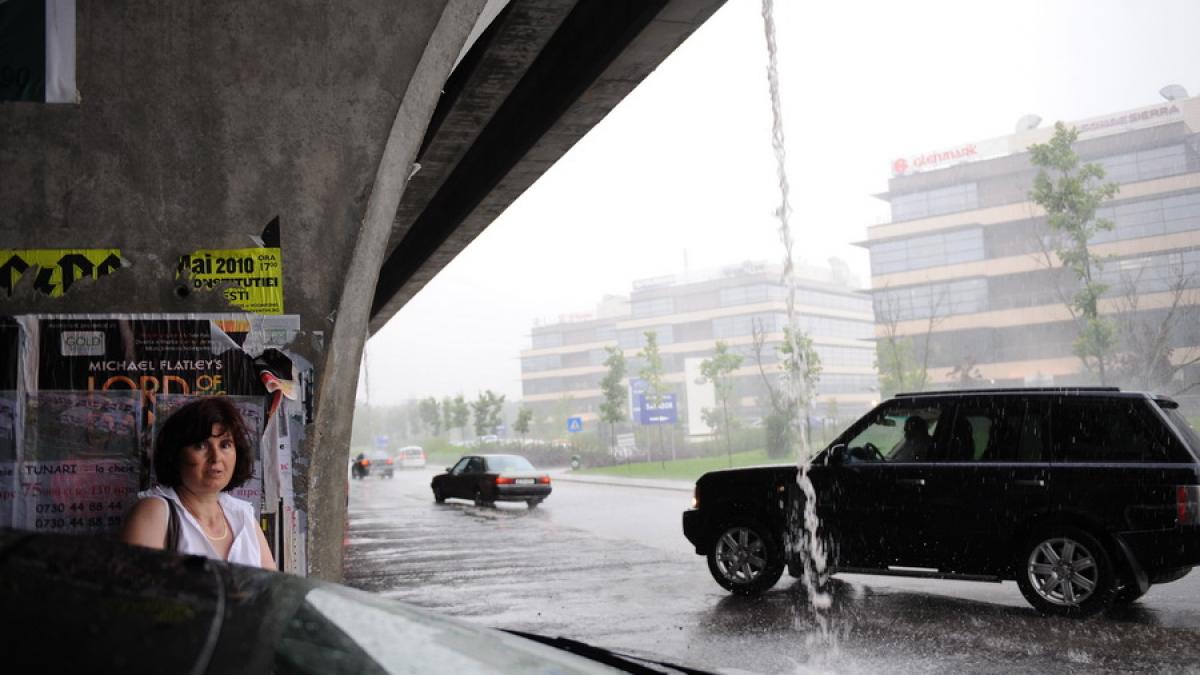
[450,458,471,475]
[945,397,1047,462]
[842,399,951,462]
[1052,397,1172,463]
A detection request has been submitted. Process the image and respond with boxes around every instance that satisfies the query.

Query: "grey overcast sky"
[360,0,1200,406]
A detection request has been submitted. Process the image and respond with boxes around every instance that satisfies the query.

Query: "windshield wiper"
[500,630,714,675]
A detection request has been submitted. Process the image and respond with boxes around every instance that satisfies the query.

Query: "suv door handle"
[898,478,925,486]
[1013,479,1045,487]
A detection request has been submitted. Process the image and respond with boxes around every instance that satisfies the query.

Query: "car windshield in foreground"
[486,455,535,473]
[283,585,706,674]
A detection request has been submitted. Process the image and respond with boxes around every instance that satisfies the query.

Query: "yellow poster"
[0,249,123,297]
[179,248,284,315]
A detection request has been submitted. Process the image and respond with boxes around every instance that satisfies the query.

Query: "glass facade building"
[865,96,1200,395]
[520,261,878,431]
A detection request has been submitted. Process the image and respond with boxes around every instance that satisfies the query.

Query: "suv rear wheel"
[1016,525,1116,617]
[706,520,784,595]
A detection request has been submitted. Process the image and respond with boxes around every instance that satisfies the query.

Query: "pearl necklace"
[178,495,230,541]
[203,516,230,541]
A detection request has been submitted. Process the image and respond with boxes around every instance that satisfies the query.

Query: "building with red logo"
[863,94,1200,403]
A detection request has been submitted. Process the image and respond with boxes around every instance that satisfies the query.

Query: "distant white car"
[398,446,427,469]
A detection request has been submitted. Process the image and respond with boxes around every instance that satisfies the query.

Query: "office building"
[520,260,878,434]
[863,94,1200,396]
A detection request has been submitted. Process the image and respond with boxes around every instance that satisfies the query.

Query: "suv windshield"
[842,402,947,462]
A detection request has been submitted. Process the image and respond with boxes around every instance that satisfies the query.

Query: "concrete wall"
[0,0,485,580]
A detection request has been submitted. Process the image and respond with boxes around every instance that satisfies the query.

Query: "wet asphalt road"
[343,467,1200,674]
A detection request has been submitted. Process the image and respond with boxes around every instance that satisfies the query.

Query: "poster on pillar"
[178,247,285,315]
[0,318,20,527]
[7,314,302,536]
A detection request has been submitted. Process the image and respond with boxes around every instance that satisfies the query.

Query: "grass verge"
[573,448,788,482]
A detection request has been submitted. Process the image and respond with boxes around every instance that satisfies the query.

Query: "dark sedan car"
[432,454,552,508]
[367,449,395,478]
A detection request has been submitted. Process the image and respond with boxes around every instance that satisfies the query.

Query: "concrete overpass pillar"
[306,0,490,581]
[0,0,487,581]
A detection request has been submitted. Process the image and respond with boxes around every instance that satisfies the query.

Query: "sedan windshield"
[485,456,535,473]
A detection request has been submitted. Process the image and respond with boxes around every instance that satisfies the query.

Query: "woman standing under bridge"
[120,397,275,569]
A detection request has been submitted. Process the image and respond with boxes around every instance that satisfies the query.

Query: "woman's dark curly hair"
[153,397,253,491]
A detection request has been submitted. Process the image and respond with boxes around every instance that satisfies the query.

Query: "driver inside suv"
[890,415,933,462]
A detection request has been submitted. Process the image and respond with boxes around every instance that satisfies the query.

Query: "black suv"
[682,388,1200,616]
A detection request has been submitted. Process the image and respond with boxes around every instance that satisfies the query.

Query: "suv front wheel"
[1016,525,1117,617]
[706,520,784,595]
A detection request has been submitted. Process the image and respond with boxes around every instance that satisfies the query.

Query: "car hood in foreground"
[0,528,713,674]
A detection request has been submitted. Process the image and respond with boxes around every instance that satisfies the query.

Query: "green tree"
[487,391,506,436]
[700,340,743,466]
[824,398,839,444]
[513,407,533,449]
[1029,121,1120,384]
[751,320,822,458]
[451,395,470,441]
[418,397,441,436]
[780,325,822,454]
[876,337,926,395]
[637,330,670,464]
[948,356,985,388]
[441,396,454,439]
[598,345,628,455]
[872,284,944,396]
[546,394,575,438]
[1112,262,1200,395]
[471,395,488,437]
[404,400,423,440]
[471,390,506,439]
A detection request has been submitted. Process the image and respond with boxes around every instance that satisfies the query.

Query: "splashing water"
[760,0,835,638]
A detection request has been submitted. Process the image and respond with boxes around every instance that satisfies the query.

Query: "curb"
[551,472,693,493]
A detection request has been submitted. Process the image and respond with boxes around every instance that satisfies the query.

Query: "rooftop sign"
[1074,101,1182,139]
[891,137,1008,176]
[891,98,1190,176]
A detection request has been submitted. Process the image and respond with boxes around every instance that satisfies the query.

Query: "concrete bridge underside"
[0,0,724,579]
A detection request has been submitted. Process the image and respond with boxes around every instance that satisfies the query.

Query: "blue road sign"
[634,393,677,425]
[566,416,583,433]
[374,435,389,449]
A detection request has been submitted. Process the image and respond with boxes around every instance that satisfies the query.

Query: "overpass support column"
[306,0,487,581]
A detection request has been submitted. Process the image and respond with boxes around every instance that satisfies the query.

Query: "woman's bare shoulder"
[120,496,170,549]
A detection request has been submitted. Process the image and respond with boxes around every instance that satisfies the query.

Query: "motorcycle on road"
[351,453,370,480]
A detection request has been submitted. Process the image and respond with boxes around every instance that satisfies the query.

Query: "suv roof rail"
[894,386,1122,397]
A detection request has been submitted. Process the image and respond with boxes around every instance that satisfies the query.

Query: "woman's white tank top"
[142,486,264,567]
